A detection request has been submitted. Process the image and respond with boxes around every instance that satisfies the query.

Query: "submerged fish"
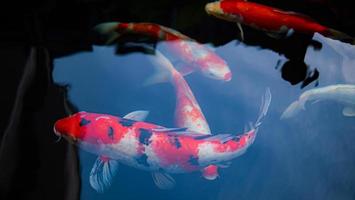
[94,22,232,81]
[281,84,355,119]
[53,89,271,192]
[146,50,211,135]
[147,51,219,179]
[205,0,354,44]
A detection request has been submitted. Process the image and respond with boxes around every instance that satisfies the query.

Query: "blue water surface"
[53,34,355,200]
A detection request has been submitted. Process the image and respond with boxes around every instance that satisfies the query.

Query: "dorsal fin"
[123,110,149,121]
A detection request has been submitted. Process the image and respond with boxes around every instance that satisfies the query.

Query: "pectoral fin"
[342,107,355,117]
[236,23,244,41]
[202,165,219,180]
[266,27,294,39]
[123,110,149,121]
[89,156,119,193]
[152,171,176,190]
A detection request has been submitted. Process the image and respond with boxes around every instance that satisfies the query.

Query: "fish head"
[205,1,243,22]
[54,112,121,146]
[54,112,85,142]
[199,57,232,81]
[205,2,225,18]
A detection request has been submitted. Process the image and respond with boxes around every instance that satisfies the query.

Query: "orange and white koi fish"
[205,0,354,44]
[94,22,232,81]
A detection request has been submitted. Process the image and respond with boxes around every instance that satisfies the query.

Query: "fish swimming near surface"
[53,89,271,192]
[94,22,232,81]
[281,84,355,119]
[205,0,354,44]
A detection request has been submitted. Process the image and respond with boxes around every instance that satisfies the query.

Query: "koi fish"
[53,89,271,192]
[147,50,222,178]
[281,84,355,119]
[205,0,354,44]
[146,50,211,135]
[94,22,232,81]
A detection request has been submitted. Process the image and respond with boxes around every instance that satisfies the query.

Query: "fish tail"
[144,50,178,86]
[280,99,306,120]
[326,28,355,45]
[93,22,120,45]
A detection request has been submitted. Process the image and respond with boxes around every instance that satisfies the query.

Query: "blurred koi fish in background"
[205,0,354,44]
[94,22,232,81]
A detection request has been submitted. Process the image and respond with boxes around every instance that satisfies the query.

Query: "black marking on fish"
[79,118,91,126]
[222,139,230,144]
[139,129,152,145]
[120,118,136,127]
[194,135,211,140]
[188,155,199,166]
[108,126,114,139]
[136,154,150,167]
[174,137,182,149]
[168,136,182,149]
[233,136,241,142]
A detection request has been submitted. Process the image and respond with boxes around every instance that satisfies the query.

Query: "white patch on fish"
[95,116,111,121]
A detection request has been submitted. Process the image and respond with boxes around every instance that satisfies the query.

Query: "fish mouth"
[53,125,77,143]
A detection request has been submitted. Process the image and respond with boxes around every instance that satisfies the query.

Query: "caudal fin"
[280,100,305,120]
[93,22,120,45]
[326,29,355,45]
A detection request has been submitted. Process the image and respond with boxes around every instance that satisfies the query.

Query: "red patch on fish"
[151,134,202,171]
[220,1,328,34]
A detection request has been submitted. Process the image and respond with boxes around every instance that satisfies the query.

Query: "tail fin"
[280,100,305,120]
[326,29,355,45]
[93,22,120,45]
[253,88,272,132]
[144,50,178,86]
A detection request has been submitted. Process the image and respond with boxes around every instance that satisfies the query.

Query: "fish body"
[54,89,271,191]
[281,84,355,118]
[147,51,211,135]
[205,1,354,43]
[94,22,232,81]
[147,51,215,178]
[54,112,258,173]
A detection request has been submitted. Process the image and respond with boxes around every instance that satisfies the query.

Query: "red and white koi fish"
[94,22,232,81]
[147,50,211,135]
[205,0,354,44]
[148,51,221,178]
[53,89,271,192]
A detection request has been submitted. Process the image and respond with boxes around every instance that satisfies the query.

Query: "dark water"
[53,31,355,200]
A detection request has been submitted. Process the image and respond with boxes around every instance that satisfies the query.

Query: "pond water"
[53,10,355,200]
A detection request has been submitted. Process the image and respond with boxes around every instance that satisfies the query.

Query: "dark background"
[0,0,354,199]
